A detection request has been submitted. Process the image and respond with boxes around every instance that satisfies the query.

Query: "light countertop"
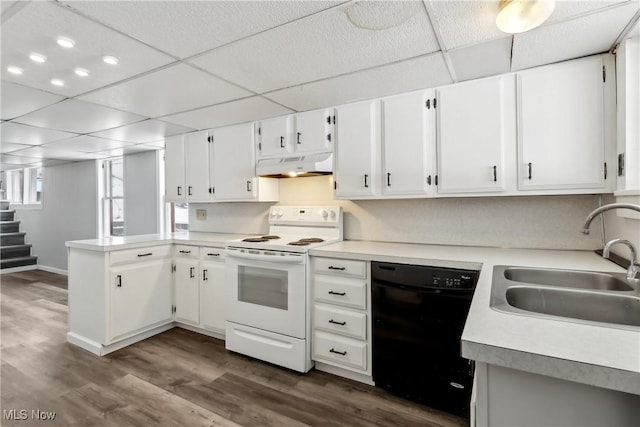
[310,240,639,395]
[65,232,251,251]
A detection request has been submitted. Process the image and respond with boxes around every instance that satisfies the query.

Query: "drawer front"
[110,245,171,265]
[200,246,226,261]
[314,275,366,309]
[313,331,367,371]
[175,245,199,259]
[314,304,366,340]
[314,258,366,279]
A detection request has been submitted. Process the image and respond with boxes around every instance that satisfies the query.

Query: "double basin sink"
[490,266,640,330]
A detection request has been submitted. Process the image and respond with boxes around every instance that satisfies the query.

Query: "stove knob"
[270,210,277,218]
[319,209,328,219]
[329,210,337,219]
[277,210,284,218]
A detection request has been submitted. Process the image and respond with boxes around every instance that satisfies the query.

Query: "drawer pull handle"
[137,253,153,257]
[328,291,346,296]
[207,253,220,257]
[179,250,191,254]
[329,348,347,356]
[328,319,346,326]
[116,274,122,287]
[203,269,208,281]
[328,266,346,271]
[190,267,195,278]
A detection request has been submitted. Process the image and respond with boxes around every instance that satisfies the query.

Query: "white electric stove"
[224,205,343,372]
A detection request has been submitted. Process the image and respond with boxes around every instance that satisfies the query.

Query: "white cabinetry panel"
[164,135,185,202]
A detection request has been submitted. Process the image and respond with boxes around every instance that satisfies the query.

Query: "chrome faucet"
[582,203,640,234]
[603,239,640,281]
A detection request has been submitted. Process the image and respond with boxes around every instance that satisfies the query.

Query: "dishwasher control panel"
[431,270,478,289]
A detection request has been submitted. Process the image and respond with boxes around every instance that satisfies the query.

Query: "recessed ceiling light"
[74,68,89,77]
[7,66,23,75]
[57,37,75,48]
[50,78,65,87]
[29,53,47,63]
[102,55,119,65]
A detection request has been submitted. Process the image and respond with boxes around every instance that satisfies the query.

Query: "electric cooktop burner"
[242,235,281,243]
[287,238,324,246]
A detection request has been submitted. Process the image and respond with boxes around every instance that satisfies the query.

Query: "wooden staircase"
[0,200,37,269]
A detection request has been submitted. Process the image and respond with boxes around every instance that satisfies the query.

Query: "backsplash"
[189,175,604,250]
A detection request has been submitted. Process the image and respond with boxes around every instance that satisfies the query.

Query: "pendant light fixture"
[496,0,555,34]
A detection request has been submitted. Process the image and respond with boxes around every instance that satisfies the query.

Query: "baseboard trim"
[0,264,38,274]
[38,265,68,275]
[67,323,174,356]
[176,322,225,340]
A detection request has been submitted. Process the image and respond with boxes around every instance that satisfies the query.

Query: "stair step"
[0,210,16,221]
[0,220,20,233]
[0,232,26,246]
[1,244,32,259]
[0,255,37,269]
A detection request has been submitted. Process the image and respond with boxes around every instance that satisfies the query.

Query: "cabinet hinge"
[433,98,437,108]
[604,162,608,180]
[258,127,261,136]
[326,116,331,124]
[172,305,176,313]
[435,175,438,186]
[426,99,431,109]
[171,264,176,273]
[332,115,336,124]
[212,187,215,194]
[334,181,337,190]
[602,65,606,83]
[258,142,262,151]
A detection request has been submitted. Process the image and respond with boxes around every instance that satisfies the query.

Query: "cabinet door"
[517,56,606,190]
[164,135,185,202]
[381,90,435,196]
[334,100,380,198]
[294,109,334,153]
[110,260,172,341]
[211,123,256,200]
[437,76,512,194]
[200,260,226,333]
[184,130,212,201]
[257,115,292,158]
[174,258,200,326]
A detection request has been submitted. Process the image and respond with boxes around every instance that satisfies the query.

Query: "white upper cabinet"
[517,56,608,191]
[334,100,380,199]
[294,108,334,154]
[257,115,293,158]
[184,130,213,201]
[436,75,515,194]
[164,135,185,202]
[211,123,257,200]
[381,90,436,197]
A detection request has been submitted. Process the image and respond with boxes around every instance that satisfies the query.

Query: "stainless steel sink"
[491,266,640,330]
[503,267,633,291]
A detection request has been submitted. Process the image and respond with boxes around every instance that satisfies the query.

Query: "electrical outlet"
[196,209,207,220]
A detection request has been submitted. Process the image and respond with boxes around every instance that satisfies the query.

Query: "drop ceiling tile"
[1,122,78,145]
[265,52,452,111]
[62,1,344,59]
[14,99,146,134]
[512,1,640,70]
[426,0,632,50]
[88,119,194,144]
[161,96,293,130]
[78,63,251,117]
[43,135,134,153]
[0,142,32,153]
[1,82,65,120]
[1,153,43,165]
[1,1,18,14]
[28,159,73,168]
[1,1,174,97]
[94,144,161,158]
[11,145,109,160]
[448,36,513,82]
[191,1,440,93]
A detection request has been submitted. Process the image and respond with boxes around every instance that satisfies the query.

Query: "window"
[102,159,125,236]
[1,167,42,206]
[172,202,189,231]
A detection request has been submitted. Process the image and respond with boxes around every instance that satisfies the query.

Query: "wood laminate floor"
[0,270,467,427]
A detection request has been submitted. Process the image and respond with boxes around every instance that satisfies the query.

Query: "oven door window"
[238,266,288,310]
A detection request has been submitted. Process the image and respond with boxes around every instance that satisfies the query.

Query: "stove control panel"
[269,206,342,226]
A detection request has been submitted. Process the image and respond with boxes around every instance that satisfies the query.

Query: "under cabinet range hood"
[256,152,333,178]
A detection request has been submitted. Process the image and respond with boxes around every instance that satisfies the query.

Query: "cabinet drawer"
[200,247,226,261]
[314,258,366,279]
[110,245,171,265]
[175,245,199,259]
[313,331,367,371]
[314,304,366,340]
[314,275,366,309]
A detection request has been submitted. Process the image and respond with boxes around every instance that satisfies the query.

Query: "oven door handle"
[225,249,304,264]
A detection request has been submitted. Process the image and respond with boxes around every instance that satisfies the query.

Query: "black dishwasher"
[372,261,478,418]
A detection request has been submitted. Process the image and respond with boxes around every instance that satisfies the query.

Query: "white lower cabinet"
[312,257,371,379]
[200,248,226,333]
[174,245,200,326]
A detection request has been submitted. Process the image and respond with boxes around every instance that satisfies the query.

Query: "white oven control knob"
[270,210,277,218]
[329,210,337,219]
[319,209,328,218]
[277,210,284,218]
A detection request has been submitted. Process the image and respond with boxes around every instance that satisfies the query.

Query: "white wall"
[124,150,161,236]
[189,175,605,250]
[15,160,98,271]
